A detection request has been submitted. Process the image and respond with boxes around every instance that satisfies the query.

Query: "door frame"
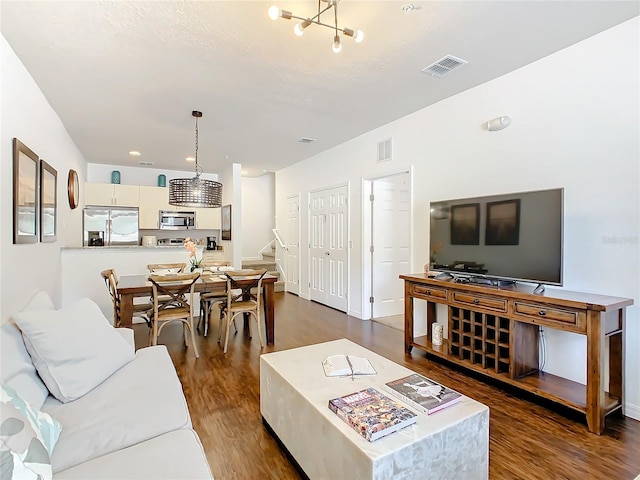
[362,168,413,320]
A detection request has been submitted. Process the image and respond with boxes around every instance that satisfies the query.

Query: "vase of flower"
[184,238,203,273]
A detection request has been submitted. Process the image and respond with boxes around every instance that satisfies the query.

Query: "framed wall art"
[221,204,232,241]
[450,203,480,245]
[13,138,39,244]
[485,199,521,245]
[40,160,57,242]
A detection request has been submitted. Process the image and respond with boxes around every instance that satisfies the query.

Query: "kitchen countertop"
[61,245,190,250]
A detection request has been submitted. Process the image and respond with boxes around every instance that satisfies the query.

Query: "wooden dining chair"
[147,263,186,274]
[218,269,267,353]
[148,272,201,358]
[100,268,152,327]
[147,263,188,305]
[198,261,232,337]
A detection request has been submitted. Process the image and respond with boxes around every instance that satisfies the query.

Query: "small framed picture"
[39,160,57,242]
[485,199,521,245]
[221,204,232,241]
[450,203,480,245]
[13,138,39,244]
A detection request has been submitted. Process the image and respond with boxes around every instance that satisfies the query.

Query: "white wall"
[275,19,639,417]
[1,35,87,322]
[241,174,275,260]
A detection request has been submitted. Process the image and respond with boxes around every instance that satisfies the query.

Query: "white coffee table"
[260,339,489,480]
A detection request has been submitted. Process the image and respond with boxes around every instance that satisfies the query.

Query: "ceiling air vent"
[138,161,154,166]
[421,55,468,77]
[298,137,316,144]
[377,138,392,163]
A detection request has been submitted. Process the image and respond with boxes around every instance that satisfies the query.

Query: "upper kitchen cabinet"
[195,207,221,230]
[139,186,172,228]
[86,183,139,207]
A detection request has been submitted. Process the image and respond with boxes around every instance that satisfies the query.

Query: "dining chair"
[148,272,201,358]
[198,260,232,337]
[147,263,186,274]
[100,268,152,327]
[147,263,188,306]
[218,269,267,353]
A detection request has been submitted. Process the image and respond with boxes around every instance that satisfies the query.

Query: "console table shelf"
[401,273,633,434]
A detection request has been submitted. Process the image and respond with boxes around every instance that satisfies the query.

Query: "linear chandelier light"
[268,0,364,53]
[169,111,223,208]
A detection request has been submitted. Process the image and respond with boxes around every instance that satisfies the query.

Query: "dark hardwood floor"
[133,292,640,480]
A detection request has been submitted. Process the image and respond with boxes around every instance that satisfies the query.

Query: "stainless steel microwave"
[159,210,196,230]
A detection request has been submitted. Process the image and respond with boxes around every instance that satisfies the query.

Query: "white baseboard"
[625,401,640,421]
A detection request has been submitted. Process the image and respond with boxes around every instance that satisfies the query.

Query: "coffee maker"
[206,236,217,250]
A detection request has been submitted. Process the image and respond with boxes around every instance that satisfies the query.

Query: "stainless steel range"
[157,238,185,246]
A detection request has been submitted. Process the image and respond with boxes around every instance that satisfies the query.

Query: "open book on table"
[322,355,376,377]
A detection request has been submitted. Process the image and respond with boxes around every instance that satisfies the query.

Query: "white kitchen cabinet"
[139,186,172,228]
[195,207,221,230]
[86,183,139,207]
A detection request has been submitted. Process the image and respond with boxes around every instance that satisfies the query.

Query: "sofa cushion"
[12,298,134,403]
[55,429,213,479]
[1,291,55,409]
[0,382,62,480]
[41,345,192,473]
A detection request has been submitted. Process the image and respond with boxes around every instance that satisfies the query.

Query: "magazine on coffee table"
[328,387,417,442]
[322,355,376,378]
[383,373,462,415]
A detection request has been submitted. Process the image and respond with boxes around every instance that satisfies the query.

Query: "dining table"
[116,272,277,344]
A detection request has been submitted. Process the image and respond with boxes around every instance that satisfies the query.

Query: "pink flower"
[183,238,201,269]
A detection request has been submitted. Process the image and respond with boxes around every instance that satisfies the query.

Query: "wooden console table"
[400,273,633,434]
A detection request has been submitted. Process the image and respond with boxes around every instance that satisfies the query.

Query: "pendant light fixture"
[268,0,363,53]
[169,111,223,208]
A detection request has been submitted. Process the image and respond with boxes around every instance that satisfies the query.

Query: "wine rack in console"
[449,308,513,376]
[401,273,633,435]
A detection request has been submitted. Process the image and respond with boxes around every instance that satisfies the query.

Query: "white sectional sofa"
[1,291,213,479]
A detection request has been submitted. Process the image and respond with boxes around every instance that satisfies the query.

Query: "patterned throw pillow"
[0,382,62,480]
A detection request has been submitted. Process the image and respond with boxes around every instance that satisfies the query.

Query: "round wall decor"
[67,169,79,209]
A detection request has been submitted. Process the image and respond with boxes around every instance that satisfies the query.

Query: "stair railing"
[272,229,287,251]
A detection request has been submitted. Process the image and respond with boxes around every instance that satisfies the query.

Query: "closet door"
[309,185,348,312]
[286,195,300,295]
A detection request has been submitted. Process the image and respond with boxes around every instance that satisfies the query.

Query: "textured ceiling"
[1,1,638,176]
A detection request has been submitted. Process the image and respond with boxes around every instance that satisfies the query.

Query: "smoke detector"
[298,137,316,144]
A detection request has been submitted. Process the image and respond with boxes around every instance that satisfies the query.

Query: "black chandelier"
[169,111,223,208]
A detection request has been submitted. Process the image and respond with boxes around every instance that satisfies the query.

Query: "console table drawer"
[513,302,586,331]
[451,292,507,312]
[413,285,447,300]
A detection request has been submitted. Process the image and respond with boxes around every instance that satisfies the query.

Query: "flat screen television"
[429,188,564,286]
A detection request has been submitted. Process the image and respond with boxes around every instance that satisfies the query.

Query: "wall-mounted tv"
[429,188,564,286]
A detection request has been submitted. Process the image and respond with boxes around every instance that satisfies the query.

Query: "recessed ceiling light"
[185,156,195,162]
[129,150,141,156]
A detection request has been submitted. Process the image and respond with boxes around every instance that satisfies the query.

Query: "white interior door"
[309,185,348,311]
[372,173,410,318]
[286,195,300,295]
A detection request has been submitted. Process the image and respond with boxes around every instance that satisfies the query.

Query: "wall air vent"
[421,55,468,77]
[377,138,392,163]
[298,137,316,144]
[138,161,154,166]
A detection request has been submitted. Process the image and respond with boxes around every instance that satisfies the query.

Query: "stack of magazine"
[383,373,462,415]
[328,387,417,442]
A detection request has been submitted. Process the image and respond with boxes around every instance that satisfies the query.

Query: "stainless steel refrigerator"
[83,207,139,246]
